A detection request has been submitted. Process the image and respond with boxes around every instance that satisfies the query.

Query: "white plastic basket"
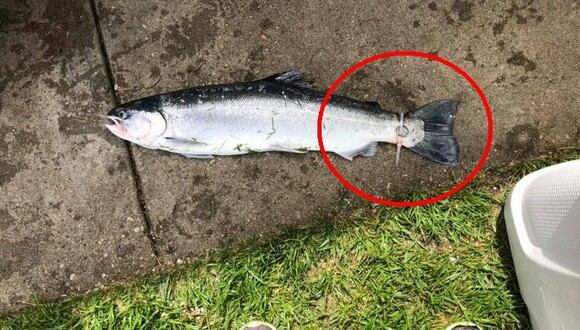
[504,159,580,330]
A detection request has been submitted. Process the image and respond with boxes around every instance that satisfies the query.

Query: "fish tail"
[407,100,460,166]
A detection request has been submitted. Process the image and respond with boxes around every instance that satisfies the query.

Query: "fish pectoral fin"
[164,137,207,145]
[180,153,214,159]
[261,71,313,89]
[159,137,212,157]
[161,137,207,149]
[334,142,378,161]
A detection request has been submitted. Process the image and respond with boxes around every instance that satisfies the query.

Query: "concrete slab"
[0,0,156,312]
[97,0,579,263]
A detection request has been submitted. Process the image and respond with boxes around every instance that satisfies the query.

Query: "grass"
[1,149,578,330]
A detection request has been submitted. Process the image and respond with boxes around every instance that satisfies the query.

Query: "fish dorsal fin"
[263,71,312,89]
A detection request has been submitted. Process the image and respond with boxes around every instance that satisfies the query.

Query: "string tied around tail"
[395,112,408,168]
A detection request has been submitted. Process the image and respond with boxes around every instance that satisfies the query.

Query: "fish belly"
[165,97,395,157]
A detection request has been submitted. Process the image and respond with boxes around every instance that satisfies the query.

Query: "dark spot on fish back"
[428,2,438,10]
[413,20,420,28]
[451,0,475,22]
[507,51,536,72]
[233,29,242,37]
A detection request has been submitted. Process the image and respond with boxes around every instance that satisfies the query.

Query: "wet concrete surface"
[96,0,579,264]
[0,0,156,312]
[0,0,578,312]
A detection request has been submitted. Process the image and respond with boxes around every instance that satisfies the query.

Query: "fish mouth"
[105,116,127,136]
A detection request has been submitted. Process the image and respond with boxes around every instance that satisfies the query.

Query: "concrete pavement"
[0,0,156,312]
[1,0,578,312]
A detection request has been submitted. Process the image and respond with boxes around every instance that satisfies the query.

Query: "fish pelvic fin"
[407,100,460,166]
[181,153,214,159]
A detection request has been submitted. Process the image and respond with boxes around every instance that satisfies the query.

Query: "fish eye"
[118,110,127,119]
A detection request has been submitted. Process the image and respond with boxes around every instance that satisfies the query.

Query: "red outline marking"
[316,51,493,207]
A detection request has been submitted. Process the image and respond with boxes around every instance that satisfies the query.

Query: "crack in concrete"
[88,0,160,260]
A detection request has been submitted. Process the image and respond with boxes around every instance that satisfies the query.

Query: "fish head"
[106,105,167,146]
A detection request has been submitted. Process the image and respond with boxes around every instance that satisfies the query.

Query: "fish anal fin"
[334,142,378,161]
[262,71,313,89]
[357,142,378,157]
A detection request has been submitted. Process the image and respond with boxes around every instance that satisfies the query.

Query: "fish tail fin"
[407,100,460,166]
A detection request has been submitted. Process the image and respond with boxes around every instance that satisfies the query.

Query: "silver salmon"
[106,71,459,165]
